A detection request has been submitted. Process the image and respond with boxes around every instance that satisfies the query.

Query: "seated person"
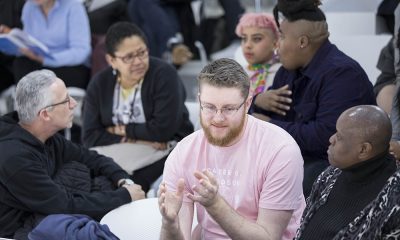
[294,105,400,239]
[373,36,397,115]
[235,12,280,96]
[389,85,400,160]
[127,0,193,66]
[159,58,305,240]
[0,70,145,239]
[5,0,91,89]
[82,22,194,193]
[251,0,376,196]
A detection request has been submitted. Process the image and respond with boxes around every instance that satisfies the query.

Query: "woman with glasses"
[82,22,193,193]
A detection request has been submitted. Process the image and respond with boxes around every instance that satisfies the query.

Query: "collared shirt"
[252,40,376,163]
[21,0,91,67]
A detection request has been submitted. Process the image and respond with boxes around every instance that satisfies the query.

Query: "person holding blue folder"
[2,0,91,89]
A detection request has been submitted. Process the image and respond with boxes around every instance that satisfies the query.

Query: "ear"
[245,95,253,112]
[359,142,372,159]
[298,35,309,49]
[38,108,51,122]
[106,54,116,68]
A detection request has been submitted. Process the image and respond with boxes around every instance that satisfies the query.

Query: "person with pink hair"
[235,12,280,96]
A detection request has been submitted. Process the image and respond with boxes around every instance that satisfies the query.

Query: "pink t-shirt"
[163,116,305,239]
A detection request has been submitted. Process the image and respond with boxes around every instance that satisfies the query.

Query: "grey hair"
[15,70,57,123]
[198,58,250,99]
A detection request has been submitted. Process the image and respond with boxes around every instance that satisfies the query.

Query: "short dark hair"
[105,22,148,56]
[198,58,250,99]
[273,0,326,27]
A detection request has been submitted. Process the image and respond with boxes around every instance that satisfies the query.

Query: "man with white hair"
[0,70,145,238]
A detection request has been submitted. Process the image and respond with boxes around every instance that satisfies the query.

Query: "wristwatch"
[119,178,134,187]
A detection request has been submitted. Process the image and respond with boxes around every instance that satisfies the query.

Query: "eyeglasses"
[41,97,71,110]
[114,48,148,64]
[199,98,246,117]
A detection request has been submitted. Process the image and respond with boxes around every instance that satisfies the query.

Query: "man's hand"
[390,140,400,160]
[123,184,145,201]
[187,170,219,208]
[254,84,292,116]
[158,179,185,225]
[20,48,44,64]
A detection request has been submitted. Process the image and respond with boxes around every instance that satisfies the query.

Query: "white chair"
[185,101,200,131]
[321,0,381,13]
[100,198,197,240]
[325,12,378,36]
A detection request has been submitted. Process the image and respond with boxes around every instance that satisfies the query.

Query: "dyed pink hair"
[235,13,279,39]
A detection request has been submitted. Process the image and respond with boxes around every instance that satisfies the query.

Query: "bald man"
[294,105,400,239]
[250,0,376,196]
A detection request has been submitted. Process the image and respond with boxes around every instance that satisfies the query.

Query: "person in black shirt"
[295,105,400,239]
[0,69,145,238]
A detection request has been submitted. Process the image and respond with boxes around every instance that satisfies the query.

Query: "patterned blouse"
[295,165,400,240]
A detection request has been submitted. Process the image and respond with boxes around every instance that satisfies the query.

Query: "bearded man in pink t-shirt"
[158,58,305,240]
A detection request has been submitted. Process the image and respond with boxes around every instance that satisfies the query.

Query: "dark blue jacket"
[252,40,376,163]
[28,214,119,240]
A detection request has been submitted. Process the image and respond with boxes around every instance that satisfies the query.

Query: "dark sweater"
[82,57,193,147]
[0,112,131,238]
[299,151,396,239]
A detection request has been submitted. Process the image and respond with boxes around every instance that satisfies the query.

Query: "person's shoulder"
[166,130,204,166]
[22,0,36,11]
[173,130,205,155]
[248,116,297,145]
[58,0,85,8]
[146,57,180,86]
[323,41,364,71]
[0,139,40,179]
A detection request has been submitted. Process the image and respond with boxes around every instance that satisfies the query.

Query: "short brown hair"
[198,58,250,99]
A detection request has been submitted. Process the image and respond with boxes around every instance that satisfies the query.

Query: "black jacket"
[0,112,131,238]
[82,57,193,147]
